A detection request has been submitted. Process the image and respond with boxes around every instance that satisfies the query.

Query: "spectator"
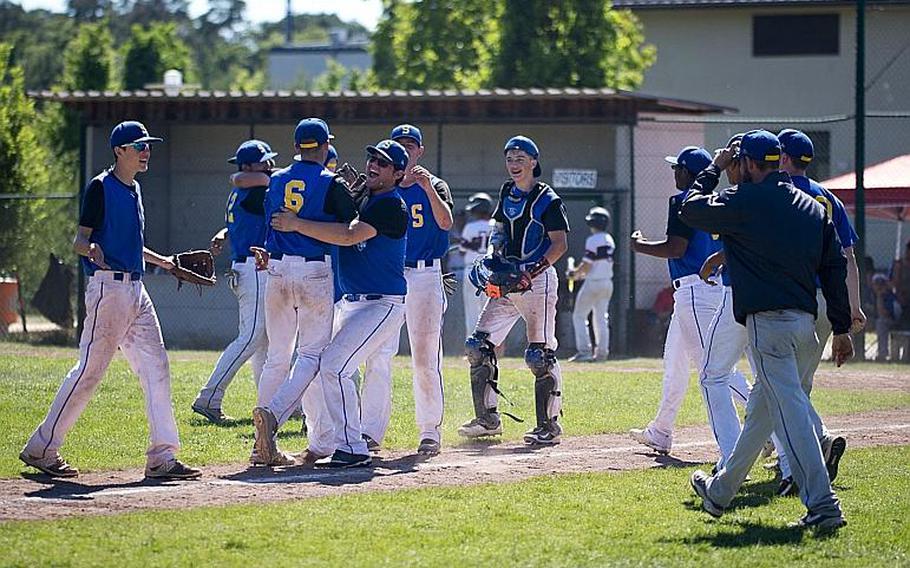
[872,274,901,361]
[891,240,910,323]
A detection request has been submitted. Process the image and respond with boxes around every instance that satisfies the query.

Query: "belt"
[405,258,439,268]
[93,270,141,282]
[342,294,405,303]
[672,274,703,290]
[270,253,329,263]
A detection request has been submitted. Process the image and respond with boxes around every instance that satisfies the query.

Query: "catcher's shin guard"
[465,332,499,419]
[525,343,561,426]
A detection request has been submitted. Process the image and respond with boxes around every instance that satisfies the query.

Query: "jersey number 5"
[411,203,424,228]
[284,180,306,213]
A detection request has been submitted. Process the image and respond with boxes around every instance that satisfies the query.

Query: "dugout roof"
[29,88,732,125]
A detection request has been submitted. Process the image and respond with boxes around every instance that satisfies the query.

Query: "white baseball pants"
[321,297,406,456]
[361,265,447,444]
[194,259,268,410]
[24,273,180,468]
[571,277,613,358]
[474,266,562,416]
[463,266,487,337]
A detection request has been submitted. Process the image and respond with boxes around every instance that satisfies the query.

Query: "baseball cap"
[294,118,334,149]
[391,124,423,146]
[727,132,745,159]
[740,130,782,162]
[228,139,278,165]
[366,139,409,171]
[109,121,163,148]
[325,144,338,169]
[778,129,814,164]
[466,192,493,212]
[664,146,712,175]
[504,135,542,177]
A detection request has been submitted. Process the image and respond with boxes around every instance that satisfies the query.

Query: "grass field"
[1,347,908,477]
[0,445,907,566]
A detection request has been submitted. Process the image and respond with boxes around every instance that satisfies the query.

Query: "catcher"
[19,121,202,480]
[458,135,569,445]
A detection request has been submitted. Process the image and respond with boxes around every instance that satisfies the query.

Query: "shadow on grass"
[669,516,843,547]
[189,417,254,428]
[20,473,201,501]
[219,453,427,487]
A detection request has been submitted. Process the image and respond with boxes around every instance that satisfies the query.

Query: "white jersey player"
[567,207,615,362]
[459,193,495,337]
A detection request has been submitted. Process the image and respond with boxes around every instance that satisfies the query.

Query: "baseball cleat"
[145,459,202,480]
[417,438,441,456]
[690,470,724,518]
[823,436,847,483]
[568,352,595,363]
[293,449,329,468]
[789,511,847,530]
[19,451,79,478]
[629,426,671,455]
[265,450,296,467]
[362,434,381,453]
[778,476,798,497]
[191,403,233,425]
[457,415,503,438]
[252,406,279,465]
[523,420,562,445]
[249,448,265,466]
[316,450,372,469]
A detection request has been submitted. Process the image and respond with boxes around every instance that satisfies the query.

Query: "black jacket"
[679,168,851,334]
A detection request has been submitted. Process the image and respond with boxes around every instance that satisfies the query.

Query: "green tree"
[312,59,349,91]
[121,22,192,90]
[62,21,114,91]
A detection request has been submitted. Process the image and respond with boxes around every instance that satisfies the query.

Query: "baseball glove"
[170,250,216,290]
[485,268,532,299]
[336,162,368,207]
[442,272,458,296]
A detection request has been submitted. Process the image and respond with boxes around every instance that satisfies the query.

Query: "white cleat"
[629,426,671,455]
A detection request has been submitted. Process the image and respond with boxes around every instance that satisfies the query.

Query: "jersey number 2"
[411,204,424,228]
[284,180,306,213]
[226,193,238,223]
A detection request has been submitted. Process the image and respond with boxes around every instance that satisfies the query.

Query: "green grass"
[0,445,907,566]
[0,348,908,477]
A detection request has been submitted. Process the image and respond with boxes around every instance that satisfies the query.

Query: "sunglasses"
[121,142,150,152]
[367,156,393,169]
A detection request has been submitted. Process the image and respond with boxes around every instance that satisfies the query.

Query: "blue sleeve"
[829,193,858,248]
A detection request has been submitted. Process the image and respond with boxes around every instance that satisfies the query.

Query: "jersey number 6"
[284,180,306,213]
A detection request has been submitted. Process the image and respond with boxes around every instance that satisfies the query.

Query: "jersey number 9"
[411,203,424,228]
[284,180,306,213]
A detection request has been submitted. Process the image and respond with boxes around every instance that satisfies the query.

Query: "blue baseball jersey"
[226,185,267,262]
[78,170,145,276]
[399,175,453,262]
[666,191,723,280]
[264,160,337,258]
[790,175,858,250]
[337,190,409,295]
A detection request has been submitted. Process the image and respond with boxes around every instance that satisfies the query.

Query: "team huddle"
[18,119,856,530]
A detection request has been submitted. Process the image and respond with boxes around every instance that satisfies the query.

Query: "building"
[268,29,371,90]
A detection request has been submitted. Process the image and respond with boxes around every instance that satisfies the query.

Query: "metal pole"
[627,124,636,357]
[76,121,88,341]
[855,0,867,358]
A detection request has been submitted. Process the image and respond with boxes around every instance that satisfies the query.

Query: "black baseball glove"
[336,162,368,207]
[170,249,216,290]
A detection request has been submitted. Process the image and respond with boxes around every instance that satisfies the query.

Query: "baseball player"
[250,118,358,467]
[459,192,495,336]
[19,121,201,480]
[458,135,570,445]
[263,139,410,468]
[191,140,277,425]
[684,129,853,530]
[628,146,749,455]
[360,124,453,456]
[566,206,615,362]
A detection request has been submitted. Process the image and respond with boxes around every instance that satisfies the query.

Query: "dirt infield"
[2,408,907,523]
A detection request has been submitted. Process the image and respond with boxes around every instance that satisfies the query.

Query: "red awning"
[822,154,910,221]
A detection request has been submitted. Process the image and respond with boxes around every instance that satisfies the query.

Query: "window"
[803,130,830,181]
[753,14,839,57]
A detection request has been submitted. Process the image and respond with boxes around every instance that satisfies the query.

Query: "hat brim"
[366,145,405,171]
[133,136,164,144]
[228,151,278,165]
[664,156,678,165]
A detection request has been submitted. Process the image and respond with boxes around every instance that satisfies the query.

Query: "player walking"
[191,140,277,424]
[360,124,453,456]
[19,121,201,480]
[459,192,495,337]
[628,146,749,455]
[566,206,615,362]
[250,118,358,467]
[458,135,569,445]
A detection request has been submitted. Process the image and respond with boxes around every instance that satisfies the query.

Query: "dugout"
[32,88,728,356]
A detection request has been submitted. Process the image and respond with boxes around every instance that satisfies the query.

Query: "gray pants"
[706,310,841,518]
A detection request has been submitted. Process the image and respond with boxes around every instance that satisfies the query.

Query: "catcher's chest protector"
[499,182,556,264]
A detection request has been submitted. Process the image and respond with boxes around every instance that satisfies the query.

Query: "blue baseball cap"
[740,130,782,162]
[503,135,542,177]
[777,129,814,164]
[294,118,334,149]
[391,124,422,146]
[109,121,163,148]
[228,139,278,165]
[325,144,338,170]
[727,132,746,159]
[366,139,409,171]
[664,146,712,175]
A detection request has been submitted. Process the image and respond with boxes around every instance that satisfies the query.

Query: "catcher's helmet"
[466,192,493,216]
[585,206,611,231]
